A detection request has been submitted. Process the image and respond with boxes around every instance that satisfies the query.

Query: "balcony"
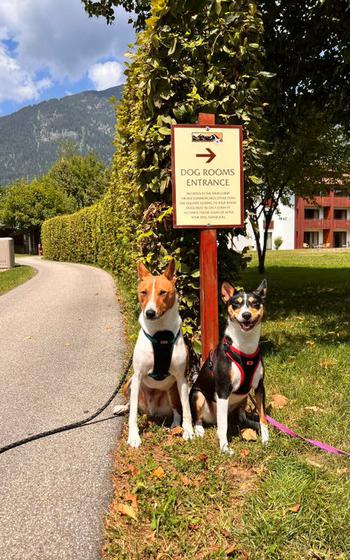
[333,220,350,230]
[303,219,331,229]
[332,197,350,207]
[312,196,333,206]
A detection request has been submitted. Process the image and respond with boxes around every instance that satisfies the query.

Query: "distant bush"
[274,236,283,250]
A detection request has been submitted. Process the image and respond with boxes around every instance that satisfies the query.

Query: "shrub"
[274,236,283,250]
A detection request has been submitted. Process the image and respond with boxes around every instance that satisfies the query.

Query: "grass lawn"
[104,250,350,560]
[0,264,36,295]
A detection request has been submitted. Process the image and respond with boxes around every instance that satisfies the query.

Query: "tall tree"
[46,148,110,209]
[81,0,149,29]
[0,179,75,236]
[249,0,350,272]
[249,123,350,271]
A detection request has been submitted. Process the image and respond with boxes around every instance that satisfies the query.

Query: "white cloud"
[0,43,51,102]
[88,61,124,90]
[0,0,134,79]
[0,0,134,104]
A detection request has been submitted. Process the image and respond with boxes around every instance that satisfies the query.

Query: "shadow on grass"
[241,265,350,351]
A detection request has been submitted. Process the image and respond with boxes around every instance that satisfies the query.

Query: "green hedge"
[42,0,268,345]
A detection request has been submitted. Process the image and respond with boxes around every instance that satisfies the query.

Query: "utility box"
[0,238,15,269]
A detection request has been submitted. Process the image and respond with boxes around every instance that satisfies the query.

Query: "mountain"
[0,86,123,186]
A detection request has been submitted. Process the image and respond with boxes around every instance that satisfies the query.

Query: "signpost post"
[171,113,243,363]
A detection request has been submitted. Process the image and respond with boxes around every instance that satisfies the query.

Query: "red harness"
[222,337,263,394]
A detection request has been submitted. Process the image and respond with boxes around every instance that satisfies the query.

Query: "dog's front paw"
[127,432,141,448]
[113,404,129,416]
[194,424,205,438]
[220,442,234,456]
[182,426,194,441]
[260,423,269,444]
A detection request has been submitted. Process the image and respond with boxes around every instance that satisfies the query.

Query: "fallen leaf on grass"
[241,429,257,442]
[197,453,208,463]
[306,340,316,347]
[152,466,165,479]
[319,358,337,369]
[226,544,238,557]
[240,449,250,457]
[304,406,325,413]
[221,529,231,538]
[270,394,289,409]
[170,426,183,436]
[336,468,349,476]
[126,464,138,476]
[125,493,138,511]
[117,503,137,520]
[288,503,301,514]
[181,475,191,486]
[305,458,323,469]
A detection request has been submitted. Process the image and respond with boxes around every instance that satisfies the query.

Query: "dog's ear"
[163,259,176,282]
[137,261,152,279]
[221,282,236,303]
[254,279,267,301]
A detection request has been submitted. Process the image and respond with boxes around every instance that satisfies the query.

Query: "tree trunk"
[251,222,265,274]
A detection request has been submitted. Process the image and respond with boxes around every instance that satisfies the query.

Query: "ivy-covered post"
[198,113,219,363]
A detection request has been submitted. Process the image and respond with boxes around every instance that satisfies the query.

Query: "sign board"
[171,124,244,228]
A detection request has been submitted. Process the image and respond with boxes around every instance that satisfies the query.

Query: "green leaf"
[249,175,264,185]
[215,0,222,15]
[158,127,171,135]
[168,37,177,55]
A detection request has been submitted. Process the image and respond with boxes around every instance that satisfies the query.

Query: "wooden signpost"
[171,113,244,362]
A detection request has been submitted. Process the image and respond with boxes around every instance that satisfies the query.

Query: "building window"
[304,231,320,247]
[266,232,272,250]
[334,188,350,197]
[334,209,347,220]
[304,208,319,219]
[334,232,347,248]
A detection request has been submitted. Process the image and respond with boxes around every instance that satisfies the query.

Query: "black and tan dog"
[190,280,268,454]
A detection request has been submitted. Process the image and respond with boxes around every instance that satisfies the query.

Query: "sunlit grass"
[0,265,36,295]
[104,249,350,560]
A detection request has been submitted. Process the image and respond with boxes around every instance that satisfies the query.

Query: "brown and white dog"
[113,259,194,448]
[190,280,268,454]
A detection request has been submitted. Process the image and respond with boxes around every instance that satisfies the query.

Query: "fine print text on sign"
[171,124,244,228]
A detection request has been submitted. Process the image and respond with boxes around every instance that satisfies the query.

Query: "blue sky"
[0,0,135,116]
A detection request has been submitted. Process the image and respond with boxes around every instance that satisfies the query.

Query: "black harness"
[143,329,180,381]
[220,336,262,394]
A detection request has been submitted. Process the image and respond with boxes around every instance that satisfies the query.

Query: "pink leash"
[266,414,350,457]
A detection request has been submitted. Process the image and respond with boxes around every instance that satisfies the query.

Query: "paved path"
[0,257,126,560]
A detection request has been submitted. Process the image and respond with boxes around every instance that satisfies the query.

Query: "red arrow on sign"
[196,147,216,164]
